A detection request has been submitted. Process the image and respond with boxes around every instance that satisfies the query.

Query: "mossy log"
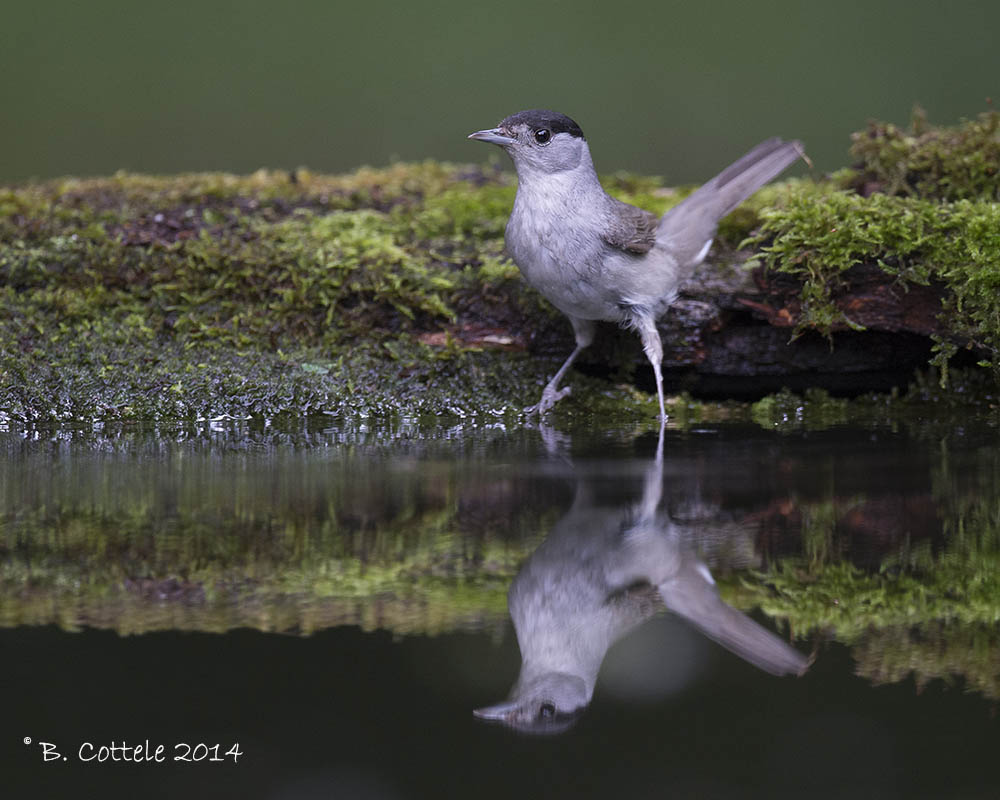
[1,110,998,421]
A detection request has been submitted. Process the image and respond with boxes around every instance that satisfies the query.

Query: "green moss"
[0,165,545,421]
[746,182,1000,379]
[740,112,1000,382]
[848,108,1000,201]
[410,182,515,240]
[1,161,781,423]
[0,181,475,353]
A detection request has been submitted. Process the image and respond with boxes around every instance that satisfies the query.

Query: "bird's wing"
[600,198,659,255]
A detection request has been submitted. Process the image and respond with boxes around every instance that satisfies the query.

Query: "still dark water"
[2,420,998,799]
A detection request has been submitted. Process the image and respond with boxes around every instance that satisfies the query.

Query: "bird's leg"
[526,317,595,416]
[634,316,667,420]
[655,411,665,463]
[535,422,573,460]
[636,433,664,523]
[606,424,670,588]
[525,346,583,415]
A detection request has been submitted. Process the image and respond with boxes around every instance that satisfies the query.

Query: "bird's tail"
[657,138,805,265]
[658,561,810,677]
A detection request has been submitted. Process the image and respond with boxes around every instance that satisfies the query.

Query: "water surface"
[1,420,997,798]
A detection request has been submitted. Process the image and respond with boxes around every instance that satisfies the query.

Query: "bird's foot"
[524,385,572,416]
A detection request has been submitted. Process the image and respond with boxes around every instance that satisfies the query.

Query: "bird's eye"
[533,128,552,145]
[539,703,556,718]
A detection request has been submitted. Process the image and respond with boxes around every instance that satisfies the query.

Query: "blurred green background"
[2,0,996,184]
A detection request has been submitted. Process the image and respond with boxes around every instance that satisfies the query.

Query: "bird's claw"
[525,386,572,416]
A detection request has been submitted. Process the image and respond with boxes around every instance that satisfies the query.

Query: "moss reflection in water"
[0,433,552,636]
[2,422,999,703]
[0,508,535,636]
[730,487,1000,699]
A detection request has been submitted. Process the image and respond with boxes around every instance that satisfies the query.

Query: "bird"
[468,109,805,417]
[473,425,810,733]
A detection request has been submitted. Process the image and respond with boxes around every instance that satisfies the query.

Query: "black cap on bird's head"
[472,671,588,735]
[468,109,590,175]
[499,109,585,140]
[467,108,585,147]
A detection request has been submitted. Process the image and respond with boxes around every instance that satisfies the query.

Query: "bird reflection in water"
[474,425,809,734]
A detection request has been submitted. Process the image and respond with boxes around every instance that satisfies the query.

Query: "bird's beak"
[472,700,518,721]
[468,128,516,147]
